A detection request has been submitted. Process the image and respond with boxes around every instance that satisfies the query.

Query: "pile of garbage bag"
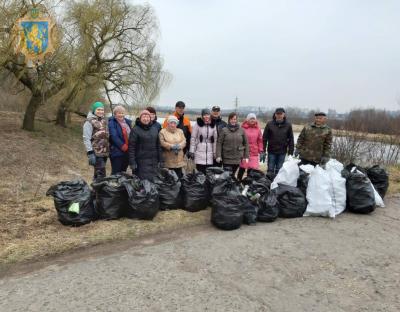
[47,158,389,229]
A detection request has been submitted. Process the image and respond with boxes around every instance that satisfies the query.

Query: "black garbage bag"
[275,185,307,218]
[46,180,96,226]
[367,165,389,199]
[243,199,258,225]
[297,169,310,196]
[265,171,277,184]
[182,171,209,212]
[242,169,271,196]
[91,174,132,220]
[211,176,247,230]
[123,177,159,220]
[153,169,182,210]
[205,167,227,196]
[345,169,376,214]
[257,192,279,222]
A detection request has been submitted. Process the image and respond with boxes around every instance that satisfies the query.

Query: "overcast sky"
[138,0,400,112]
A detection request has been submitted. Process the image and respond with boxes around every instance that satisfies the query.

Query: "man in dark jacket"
[262,108,294,174]
[211,106,227,134]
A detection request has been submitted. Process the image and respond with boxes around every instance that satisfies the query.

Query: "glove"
[172,144,180,155]
[130,162,137,173]
[187,152,195,160]
[294,149,299,158]
[259,152,266,163]
[88,152,96,166]
[121,144,128,152]
[216,157,222,163]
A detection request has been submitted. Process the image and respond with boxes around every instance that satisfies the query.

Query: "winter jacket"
[159,128,186,168]
[263,117,294,155]
[212,116,227,136]
[240,120,263,169]
[83,112,109,157]
[163,112,192,153]
[152,120,162,132]
[189,118,218,165]
[296,123,333,164]
[216,124,249,165]
[108,117,132,158]
[129,118,163,181]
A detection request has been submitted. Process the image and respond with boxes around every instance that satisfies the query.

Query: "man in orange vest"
[163,101,192,154]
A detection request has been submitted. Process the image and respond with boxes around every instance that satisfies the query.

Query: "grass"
[387,165,400,195]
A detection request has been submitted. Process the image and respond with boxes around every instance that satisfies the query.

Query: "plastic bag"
[46,180,96,226]
[367,165,389,199]
[153,169,182,210]
[345,168,376,214]
[271,156,300,190]
[304,165,346,218]
[182,171,209,212]
[211,176,246,230]
[91,174,132,220]
[242,169,271,197]
[275,185,307,218]
[297,164,315,195]
[243,199,258,225]
[257,192,279,222]
[371,183,385,208]
[123,177,159,220]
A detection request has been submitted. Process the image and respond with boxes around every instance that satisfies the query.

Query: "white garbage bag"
[304,162,346,218]
[271,156,300,190]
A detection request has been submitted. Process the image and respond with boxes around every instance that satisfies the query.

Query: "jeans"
[267,153,286,174]
[110,155,129,175]
[94,156,107,180]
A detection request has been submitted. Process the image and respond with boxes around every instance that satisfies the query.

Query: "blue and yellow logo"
[21,21,49,56]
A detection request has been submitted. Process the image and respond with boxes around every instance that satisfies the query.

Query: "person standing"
[163,101,192,154]
[146,106,162,132]
[262,108,294,174]
[216,112,249,178]
[83,101,109,180]
[159,115,186,179]
[238,113,263,181]
[296,112,333,166]
[129,110,163,181]
[108,105,132,175]
[188,109,218,174]
[211,105,227,135]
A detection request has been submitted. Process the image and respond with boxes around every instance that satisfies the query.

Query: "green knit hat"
[91,101,104,113]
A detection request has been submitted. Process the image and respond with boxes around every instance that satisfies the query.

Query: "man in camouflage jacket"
[295,112,332,166]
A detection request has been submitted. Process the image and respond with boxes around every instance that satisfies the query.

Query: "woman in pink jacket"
[238,113,264,181]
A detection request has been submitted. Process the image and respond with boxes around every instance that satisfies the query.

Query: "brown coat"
[216,124,249,165]
[159,128,187,168]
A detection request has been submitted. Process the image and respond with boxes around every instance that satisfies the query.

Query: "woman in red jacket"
[238,113,263,181]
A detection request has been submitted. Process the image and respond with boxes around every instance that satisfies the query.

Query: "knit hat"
[167,115,179,125]
[201,108,211,116]
[91,101,104,113]
[247,113,257,120]
[139,109,151,119]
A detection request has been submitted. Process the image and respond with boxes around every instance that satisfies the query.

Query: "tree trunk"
[22,96,42,131]
[55,104,67,127]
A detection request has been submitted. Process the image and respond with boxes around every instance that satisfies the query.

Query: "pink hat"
[139,109,151,119]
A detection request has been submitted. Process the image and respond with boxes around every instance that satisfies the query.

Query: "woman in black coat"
[128,110,163,181]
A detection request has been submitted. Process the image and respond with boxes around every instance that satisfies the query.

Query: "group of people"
[83,100,333,182]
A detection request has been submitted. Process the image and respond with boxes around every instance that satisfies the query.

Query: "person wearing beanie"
[159,115,186,178]
[262,108,294,174]
[108,105,132,175]
[163,101,192,154]
[237,113,263,181]
[128,109,163,181]
[188,108,218,174]
[216,112,249,179]
[146,106,162,132]
[82,101,109,180]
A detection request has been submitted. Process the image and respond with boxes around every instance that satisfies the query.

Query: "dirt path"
[1,196,399,312]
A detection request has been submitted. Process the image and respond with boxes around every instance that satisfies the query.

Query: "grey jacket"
[216,124,249,165]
